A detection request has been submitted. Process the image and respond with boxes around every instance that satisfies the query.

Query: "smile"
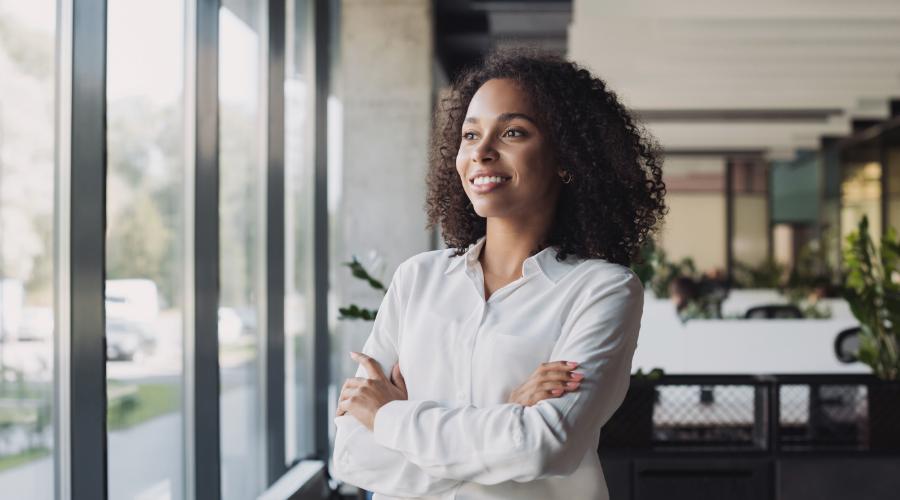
[473,176,509,186]
[469,174,511,194]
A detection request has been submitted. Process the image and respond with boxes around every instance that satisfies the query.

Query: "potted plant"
[842,216,900,449]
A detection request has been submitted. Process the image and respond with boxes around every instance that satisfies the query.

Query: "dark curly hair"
[425,47,666,267]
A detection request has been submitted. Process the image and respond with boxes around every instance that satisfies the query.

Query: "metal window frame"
[52,0,329,497]
[267,0,288,485]
[311,0,331,459]
[55,1,110,499]
[54,0,74,498]
[192,1,222,499]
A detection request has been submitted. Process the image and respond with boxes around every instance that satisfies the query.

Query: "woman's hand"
[336,351,408,431]
[508,361,583,407]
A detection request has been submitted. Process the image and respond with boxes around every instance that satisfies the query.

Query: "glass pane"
[0,1,56,498]
[732,159,769,267]
[219,2,266,497]
[0,0,56,500]
[840,143,881,249]
[105,0,185,499]
[884,127,900,232]
[285,0,315,464]
[658,156,727,274]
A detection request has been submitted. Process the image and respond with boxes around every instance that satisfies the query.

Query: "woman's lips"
[470,175,511,194]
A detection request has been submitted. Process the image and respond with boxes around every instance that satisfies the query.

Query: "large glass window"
[0,1,56,498]
[731,159,769,267]
[840,144,882,248]
[219,1,267,497]
[285,0,315,464]
[105,0,186,498]
[658,156,727,274]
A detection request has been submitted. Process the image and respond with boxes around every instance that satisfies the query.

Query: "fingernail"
[567,382,580,387]
[567,362,579,366]
[551,389,564,394]
[350,351,358,356]
[571,373,584,379]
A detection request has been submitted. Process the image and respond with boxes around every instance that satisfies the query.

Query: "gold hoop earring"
[561,172,573,184]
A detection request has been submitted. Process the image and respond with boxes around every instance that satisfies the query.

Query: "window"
[285,0,315,465]
[1,1,329,497]
[219,1,268,497]
[0,1,57,498]
[105,0,186,498]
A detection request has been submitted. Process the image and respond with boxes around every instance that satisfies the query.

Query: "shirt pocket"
[486,334,559,405]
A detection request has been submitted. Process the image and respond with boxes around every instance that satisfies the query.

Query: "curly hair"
[425,47,666,267]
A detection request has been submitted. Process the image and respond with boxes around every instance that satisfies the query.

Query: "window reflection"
[105,0,186,499]
[219,2,266,498]
[0,1,56,498]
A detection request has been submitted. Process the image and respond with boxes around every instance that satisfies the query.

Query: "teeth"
[473,176,507,186]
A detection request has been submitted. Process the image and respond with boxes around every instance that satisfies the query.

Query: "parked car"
[106,317,144,361]
[218,307,243,345]
[17,307,54,341]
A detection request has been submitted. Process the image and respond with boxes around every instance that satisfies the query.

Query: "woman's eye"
[505,129,523,138]
[463,132,477,140]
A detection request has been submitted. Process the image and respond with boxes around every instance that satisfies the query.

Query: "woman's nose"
[471,138,498,163]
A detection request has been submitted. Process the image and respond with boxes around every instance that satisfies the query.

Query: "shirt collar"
[444,236,582,284]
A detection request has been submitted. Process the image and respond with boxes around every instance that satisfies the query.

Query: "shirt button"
[462,339,469,347]
[457,391,466,401]
[342,455,350,465]
[514,432,523,442]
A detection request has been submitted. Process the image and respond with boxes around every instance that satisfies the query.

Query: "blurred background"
[1,0,899,499]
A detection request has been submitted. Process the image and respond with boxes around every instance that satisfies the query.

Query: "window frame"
[53,0,331,498]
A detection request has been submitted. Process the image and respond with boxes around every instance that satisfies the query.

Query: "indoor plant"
[842,216,900,449]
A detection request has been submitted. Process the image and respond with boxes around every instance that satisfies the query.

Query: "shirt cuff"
[374,399,421,450]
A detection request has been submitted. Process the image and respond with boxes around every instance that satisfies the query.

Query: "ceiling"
[570,0,900,157]
[435,0,900,158]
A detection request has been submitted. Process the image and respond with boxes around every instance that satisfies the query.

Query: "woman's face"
[456,78,562,220]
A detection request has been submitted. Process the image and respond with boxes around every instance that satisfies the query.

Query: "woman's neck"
[479,212,554,298]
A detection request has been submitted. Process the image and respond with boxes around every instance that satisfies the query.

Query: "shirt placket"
[463,264,488,407]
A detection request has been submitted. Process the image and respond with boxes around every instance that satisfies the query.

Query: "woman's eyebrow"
[463,113,536,125]
[497,112,536,125]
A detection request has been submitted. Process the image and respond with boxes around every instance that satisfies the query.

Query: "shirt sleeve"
[371,271,643,485]
[332,265,463,497]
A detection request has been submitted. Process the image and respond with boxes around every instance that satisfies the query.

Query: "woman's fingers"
[535,380,580,393]
[391,364,408,395]
[336,387,358,417]
[350,351,387,381]
[535,361,579,374]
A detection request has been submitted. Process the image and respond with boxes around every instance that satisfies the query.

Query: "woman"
[333,47,665,500]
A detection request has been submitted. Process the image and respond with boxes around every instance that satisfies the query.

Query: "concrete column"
[337,0,433,378]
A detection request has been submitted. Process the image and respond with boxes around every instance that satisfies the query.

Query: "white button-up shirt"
[333,237,643,500]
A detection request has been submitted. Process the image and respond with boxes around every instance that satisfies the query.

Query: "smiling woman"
[332,47,666,500]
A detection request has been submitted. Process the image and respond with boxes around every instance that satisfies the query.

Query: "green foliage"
[344,257,386,292]
[106,383,180,431]
[630,240,658,286]
[677,296,721,323]
[842,216,900,380]
[0,448,50,473]
[633,368,665,381]
[339,254,386,321]
[733,259,785,289]
[647,250,697,299]
[338,304,378,321]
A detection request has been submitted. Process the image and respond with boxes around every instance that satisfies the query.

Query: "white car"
[17,307,54,341]
[218,307,243,345]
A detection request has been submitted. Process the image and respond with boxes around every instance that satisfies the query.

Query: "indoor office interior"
[0,0,899,499]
